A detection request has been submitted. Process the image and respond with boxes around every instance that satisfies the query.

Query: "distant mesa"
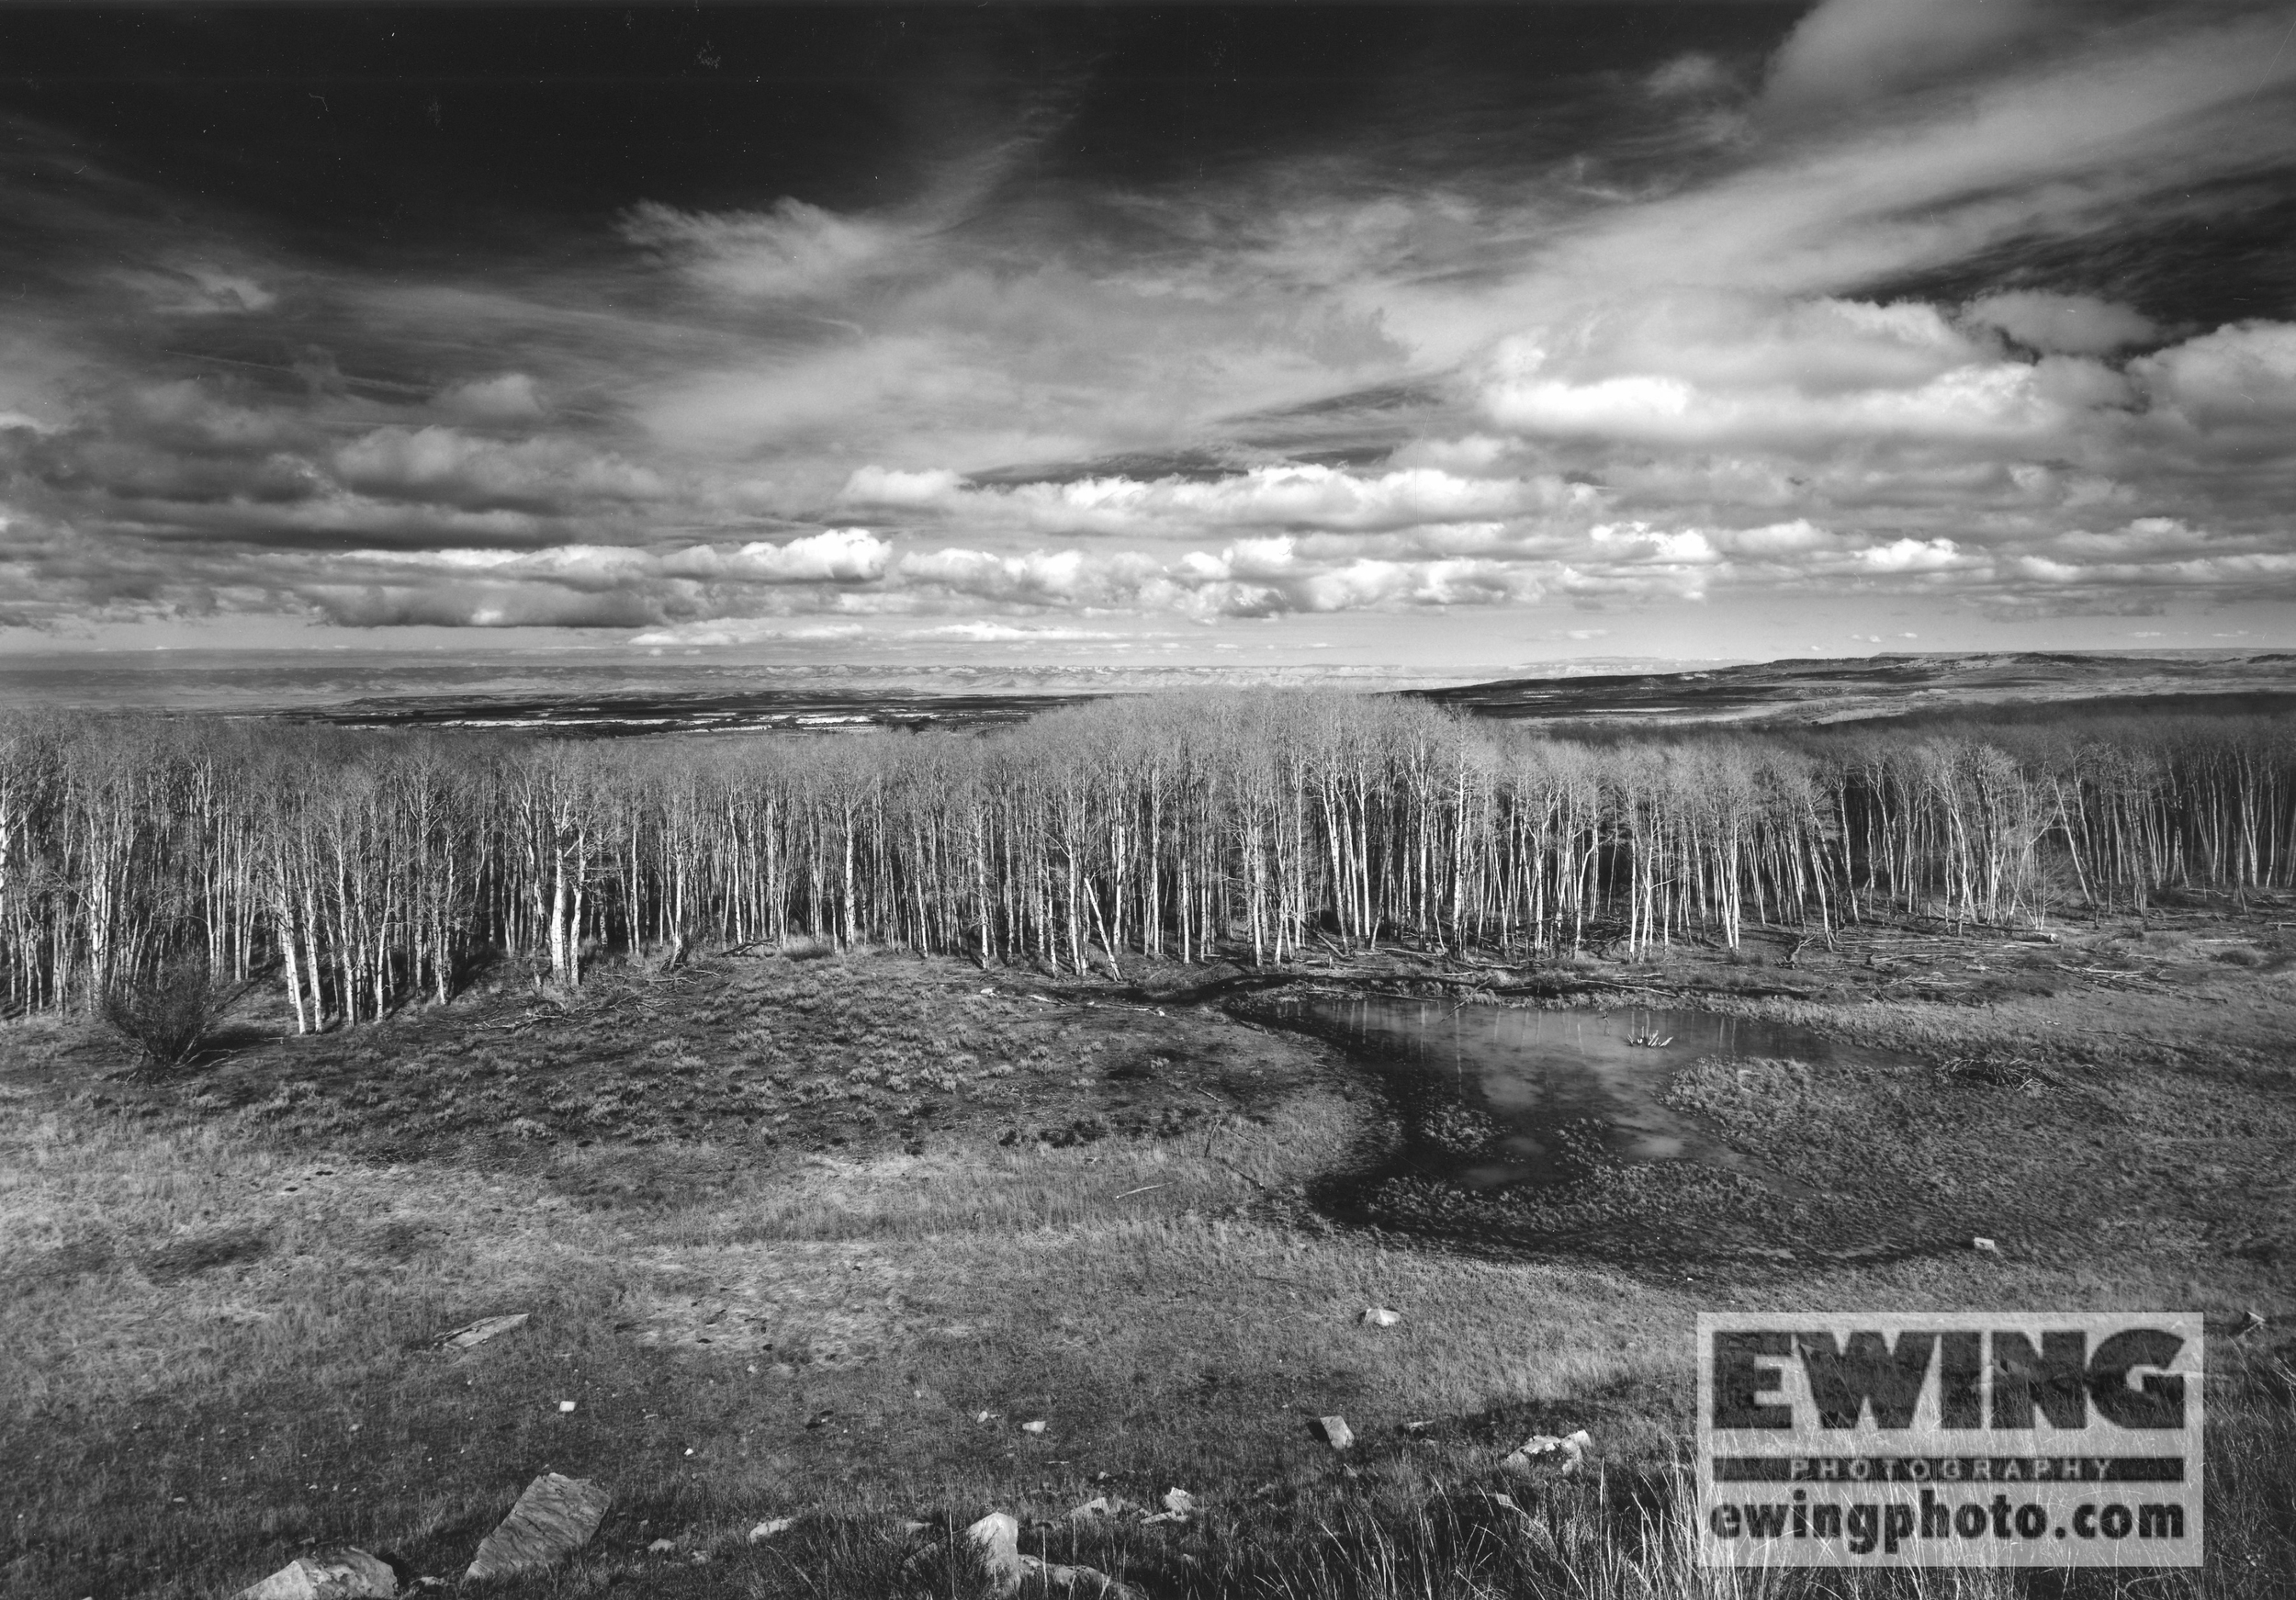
[311,689,1097,738]
[1412,650,2296,729]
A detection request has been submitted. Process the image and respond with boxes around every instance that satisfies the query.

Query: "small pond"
[1276,995,1892,1189]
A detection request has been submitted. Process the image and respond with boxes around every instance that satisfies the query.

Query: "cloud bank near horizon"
[1,0,2292,651]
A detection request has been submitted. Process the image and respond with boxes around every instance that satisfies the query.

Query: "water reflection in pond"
[1278,996,1888,1189]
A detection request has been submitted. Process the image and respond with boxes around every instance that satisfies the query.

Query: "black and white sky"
[4,0,2295,666]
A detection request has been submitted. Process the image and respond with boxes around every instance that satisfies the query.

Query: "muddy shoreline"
[1187,910,2296,1274]
[1226,984,1889,1269]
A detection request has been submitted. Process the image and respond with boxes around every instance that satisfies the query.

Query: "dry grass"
[4,940,2293,1598]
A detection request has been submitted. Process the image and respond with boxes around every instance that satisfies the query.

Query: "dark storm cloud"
[1,1,2293,642]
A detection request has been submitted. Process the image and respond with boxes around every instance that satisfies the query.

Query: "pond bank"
[1211,908,2296,1277]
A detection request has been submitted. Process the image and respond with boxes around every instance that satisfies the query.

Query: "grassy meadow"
[5,912,2294,1599]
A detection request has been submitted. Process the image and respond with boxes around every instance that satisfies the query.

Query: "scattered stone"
[1021,1419,1048,1435]
[2237,1308,2268,1337]
[1401,1420,1435,1436]
[1502,1428,1592,1478]
[465,1472,612,1582]
[231,1549,397,1600]
[1019,1554,1142,1598]
[1139,1489,1193,1527]
[748,1516,796,1543]
[963,1513,1024,1597]
[1360,1307,1401,1327]
[647,1538,677,1555]
[1316,1415,1355,1450]
[557,1400,576,1414]
[438,1313,530,1353]
[1069,1495,1116,1520]
[1972,1236,2000,1255]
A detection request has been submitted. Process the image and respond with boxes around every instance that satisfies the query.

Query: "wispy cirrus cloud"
[622,197,911,301]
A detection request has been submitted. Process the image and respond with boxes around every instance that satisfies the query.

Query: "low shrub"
[101,955,233,1074]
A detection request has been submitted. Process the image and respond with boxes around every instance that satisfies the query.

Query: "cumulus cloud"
[114,379,300,454]
[663,529,895,584]
[838,461,1600,537]
[1712,520,1831,558]
[437,373,548,424]
[332,427,671,512]
[2132,321,2296,435]
[1963,292,2161,355]
[839,466,969,507]
[885,535,1556,618]
[282,529,895,628]
[1476,295,2122,452]
[627,620,868,647]
[916,621,1136,641]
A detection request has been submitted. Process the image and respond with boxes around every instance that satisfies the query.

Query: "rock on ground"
[231,1549,397,1600]
[964,1512,1024,1597]
[1139,1485,1197,1527]
[438,1313,530,1352]
[1502,1428,1591,1478]
[465,1472,612,1581]
[1019,1554,1143,1598]
[1316,1415,1355,1450]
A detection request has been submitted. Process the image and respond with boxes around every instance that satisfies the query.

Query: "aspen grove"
[1,693,2290,1031]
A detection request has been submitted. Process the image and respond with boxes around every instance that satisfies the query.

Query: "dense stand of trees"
[0,694,2290,1029]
